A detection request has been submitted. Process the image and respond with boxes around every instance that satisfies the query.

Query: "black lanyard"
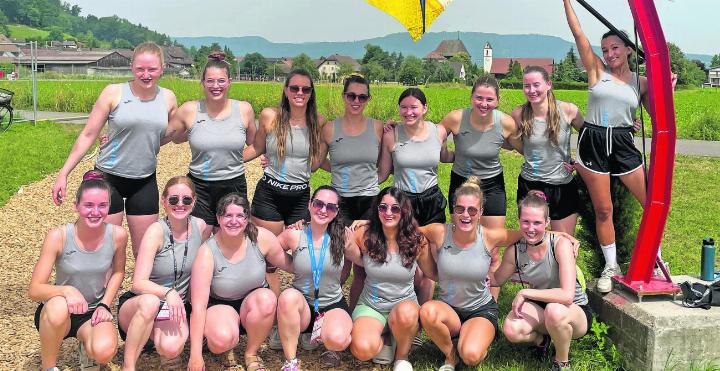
[166,217,190,290]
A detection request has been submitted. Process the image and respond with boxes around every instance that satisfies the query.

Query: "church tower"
[483,42,493,73]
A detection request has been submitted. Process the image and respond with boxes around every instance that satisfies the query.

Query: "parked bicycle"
[0,88,14,132]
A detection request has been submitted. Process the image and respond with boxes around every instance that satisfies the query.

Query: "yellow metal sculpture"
[366,0,452,41]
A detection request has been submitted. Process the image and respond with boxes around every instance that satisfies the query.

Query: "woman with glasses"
[188,194,292,371]
[274,186,353,370]
[244,68,326,295]
[30,171,127,371]
[51,42,179,258]
[347,187,425,371]
[170,52,256,232]
[118,176,211,370]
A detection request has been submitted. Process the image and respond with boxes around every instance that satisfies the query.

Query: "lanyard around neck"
[306,226,329,313]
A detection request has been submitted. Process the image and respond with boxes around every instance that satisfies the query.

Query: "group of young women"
[32,2,673,370]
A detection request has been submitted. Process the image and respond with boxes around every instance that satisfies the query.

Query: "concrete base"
[588,275,720,371]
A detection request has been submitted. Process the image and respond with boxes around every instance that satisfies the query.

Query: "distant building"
[316,54,361,80]
[0,35,23,58]
[449,62,466,80]
[426,39,470,60]
[483,42,554,78]
[709,67,720,87]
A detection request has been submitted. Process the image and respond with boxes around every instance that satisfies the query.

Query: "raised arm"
[562,0,604,84]
[343,227,363,266]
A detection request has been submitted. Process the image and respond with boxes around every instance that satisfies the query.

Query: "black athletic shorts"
[338,195,375,224]
[577,123,643,176]
[516,176,579,220]
[116,290,192,340]
[35,303,94,339]
[208,296,247,334]
[251,174,310,225]
[403,185,447,226]
[451,299,500,335]
[448,171,507,217]
[96,169,159,215]
[189,173,248,226]
[527,299,593,337]
[302,298,351,333]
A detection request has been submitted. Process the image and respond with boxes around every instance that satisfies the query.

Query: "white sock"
[601,243,618,268]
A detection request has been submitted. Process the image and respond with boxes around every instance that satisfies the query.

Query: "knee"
[419,302,441,327]
[252,289,277,317]
[459,347,487,366]
[206,327,237,354]
[277,290,303,315]
[136,295,161,321]
[594,204,613,222]
[502,318,528,343]
[390,302,419,328]
[89,337,118,364]
[323,327,351,351]
[41,298,70,328]
[544,304,569,329]
[155,336,186,359]
[350,336,380,361]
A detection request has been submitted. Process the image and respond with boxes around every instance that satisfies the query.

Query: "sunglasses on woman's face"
[287,85,313,94]
[452,205,480,217]
[378,203,401,215]
[168,195,193,206]
[343,92,370,103]
[311,199,339,213]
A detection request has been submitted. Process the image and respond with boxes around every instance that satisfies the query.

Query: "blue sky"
[65,0,717,55]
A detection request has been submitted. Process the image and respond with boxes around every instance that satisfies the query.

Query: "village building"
[482,42,554,79]
[424,39,471,80]
[316,54,361,80]
[708,67,720,87]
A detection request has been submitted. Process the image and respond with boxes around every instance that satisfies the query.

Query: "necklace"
[527,233,547,247]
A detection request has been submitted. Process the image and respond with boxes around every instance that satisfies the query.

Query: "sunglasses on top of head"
[168,195,193,206]
[343,92,370,103]
[311,199,339,213]
[288,85,313,94]
[378,203,401,215]
[452,205,480,217]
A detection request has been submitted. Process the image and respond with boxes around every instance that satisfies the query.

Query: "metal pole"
[575,0,645,59]
[31,41,38,126]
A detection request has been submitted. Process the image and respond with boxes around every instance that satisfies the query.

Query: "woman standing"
[51,42,178,257]
[118,176,211,370]
[511,66,584,236]
[492,191,592,371]
[30,171,127,371]
[187,194,292,371]
[562,0,675,293]
[275,186,353,370]
[171,52,256,230]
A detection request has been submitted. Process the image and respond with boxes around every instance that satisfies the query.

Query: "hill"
[175,31,713,65]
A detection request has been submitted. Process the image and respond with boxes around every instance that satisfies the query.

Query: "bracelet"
[164,288,174,299]
[96,302,111,312]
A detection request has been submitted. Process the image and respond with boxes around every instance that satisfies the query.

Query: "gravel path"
[0,143,378,370]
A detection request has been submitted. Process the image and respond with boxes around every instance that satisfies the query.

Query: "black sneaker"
[535,334,552,360]
[551,359,571,370]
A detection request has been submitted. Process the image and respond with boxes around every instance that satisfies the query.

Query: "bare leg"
[252,217,285,296]
[551,213,578,237]
[414,269,434,305]
[321,308,353,352]
[348,264,366,311]
[276,288,311,360]
[76,320,119,365]
[502,301,547,345]
[419,300,461,366]
[239,288,277,358]
[38,297,71,369]
[127,214,159,258]
[350,317,385,361]
[118,294,160,369]
[618,167,647,206]
[543,303,589,363]
[457,317,495,366]
[576,166,614,246]
[388,300,420,360]
[204,305,240,354]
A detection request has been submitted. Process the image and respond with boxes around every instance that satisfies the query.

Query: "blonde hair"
[519,66,561,147]
[162,176,196,198]
[132,42,165,66]
[454,176,485,206]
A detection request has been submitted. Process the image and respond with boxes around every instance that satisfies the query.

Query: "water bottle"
[701,237,715,281]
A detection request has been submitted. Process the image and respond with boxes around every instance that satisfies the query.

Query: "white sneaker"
[78,343,100,371]
[393,359,413,371]
[372,335,396,365]
[299,332,320,351]
[597,265,621,293]
[268,326,283,350]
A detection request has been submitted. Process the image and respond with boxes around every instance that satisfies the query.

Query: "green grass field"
[1,79,718,140]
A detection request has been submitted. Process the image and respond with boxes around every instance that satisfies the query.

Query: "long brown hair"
[215,193,258,243]
[364,187,422,268]
[273,69,323,165]
[310,186,345,266]
[519,65,561,147]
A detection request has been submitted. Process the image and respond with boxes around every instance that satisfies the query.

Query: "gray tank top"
[55,223,115,310]
[145,217,202,301]
[437,225,493,310]
[514,235,588,306]
[329,118,380,197]
[358,252,417,313]
[586,69,640,128]
[207,236,267,301]
[96,82,168,178]
[188,100,247,181]
[392,123,441,193]
[451,109,504,179]
[291,227,344,307]
[265,126,311,183]
[520,105,573,185]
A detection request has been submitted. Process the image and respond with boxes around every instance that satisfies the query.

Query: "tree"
[667,42,706,86]
[112,38,133,49]
[0,10,9,35]
[507,60,523,80]
[397,55,423,85]
[338,62,355,80]
[553,47,585,82]
[69,4,81,16]
[48,27,64,41]
[432,62,456,83]
[361,60,386,83]
[711,54,720,69]
[291,53,319,80]
[222,46,238,78]
[241,52,268,79]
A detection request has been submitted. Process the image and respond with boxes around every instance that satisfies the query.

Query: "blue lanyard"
[306,227,329,313]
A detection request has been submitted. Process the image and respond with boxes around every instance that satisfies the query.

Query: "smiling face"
[284,74,313,109]
[522,71,552,105]
[377,193,402,229]
[132,52,163,89]
[343,82,370,116]
[309,189,340,226]
[601,35,632,69]
[74,188,110,229]
[471,85,499,117]
[217,203,248,238]
[518,206,550,244]
[202,66,230,101]
[162,183,195,221]
[399,95,427,126]
[452,194,482,233]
